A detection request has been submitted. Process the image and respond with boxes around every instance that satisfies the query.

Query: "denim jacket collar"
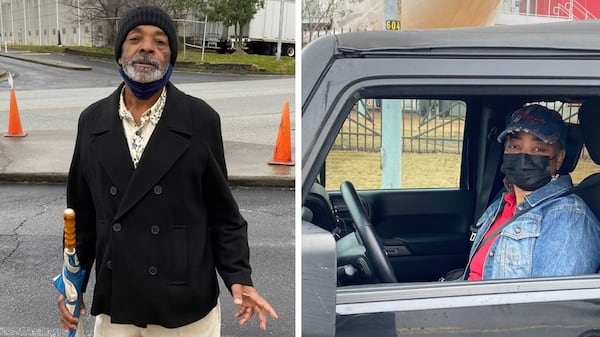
[522,175,573,208]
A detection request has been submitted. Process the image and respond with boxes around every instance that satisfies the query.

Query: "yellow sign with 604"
[386,20,401,30]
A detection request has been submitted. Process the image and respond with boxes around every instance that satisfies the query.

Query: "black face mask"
[501,153,552,191]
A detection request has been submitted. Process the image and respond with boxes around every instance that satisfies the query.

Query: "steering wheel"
[340,181,398,283]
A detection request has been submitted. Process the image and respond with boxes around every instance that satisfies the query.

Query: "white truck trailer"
[244,0,296,56]
[199,0,295,56]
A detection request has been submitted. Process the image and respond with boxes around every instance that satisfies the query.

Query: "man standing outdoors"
[57,5,277,336]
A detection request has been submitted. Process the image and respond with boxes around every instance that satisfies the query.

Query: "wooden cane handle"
[63,208,76,250]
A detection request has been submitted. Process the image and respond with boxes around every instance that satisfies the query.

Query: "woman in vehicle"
[465,104,600,280]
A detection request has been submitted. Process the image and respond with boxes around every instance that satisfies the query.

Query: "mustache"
[127,55,161,69]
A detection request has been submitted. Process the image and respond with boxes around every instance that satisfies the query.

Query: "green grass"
[178,49,295,74]
[8,44,295,75]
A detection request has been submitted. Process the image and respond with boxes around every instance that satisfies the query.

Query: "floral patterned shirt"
[118,88,167,168]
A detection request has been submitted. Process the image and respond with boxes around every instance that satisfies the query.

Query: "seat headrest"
[310,182,333,210]
[302,206,314,222]
[558,123,584,175]
[579,98,600,164]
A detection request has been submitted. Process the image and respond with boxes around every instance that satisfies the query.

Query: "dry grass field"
[325,150,599,191]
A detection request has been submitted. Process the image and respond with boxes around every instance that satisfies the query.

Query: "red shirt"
[468,192,517,281]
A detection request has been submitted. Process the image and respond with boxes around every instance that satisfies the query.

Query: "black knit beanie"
[114,5,178,66]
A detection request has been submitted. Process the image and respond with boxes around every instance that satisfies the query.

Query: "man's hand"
[57,295,86,333]
[231,284,278,330]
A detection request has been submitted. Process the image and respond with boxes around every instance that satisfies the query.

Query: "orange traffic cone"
[268,100,294,166]
[4,74,27,137]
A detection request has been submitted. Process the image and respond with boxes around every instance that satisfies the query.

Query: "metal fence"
[333,99,466,154]
[333,99,589,158]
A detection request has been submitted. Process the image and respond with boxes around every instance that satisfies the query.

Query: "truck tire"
[217,42,227,54]
[284,44,295,57]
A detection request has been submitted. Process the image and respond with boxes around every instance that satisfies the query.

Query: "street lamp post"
[56,0,60,45]
[380,0,402,188]
[1,1,4,43]
[37,0,41,45]
[23,0,27,45]
[275,0,284,60]
[10,0,14,42]
[201,14,207,62]
[77,0,81,46]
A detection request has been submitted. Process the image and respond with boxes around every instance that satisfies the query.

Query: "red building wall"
[534,0,600,20]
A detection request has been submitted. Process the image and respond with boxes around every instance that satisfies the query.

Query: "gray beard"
[122,56,166,83]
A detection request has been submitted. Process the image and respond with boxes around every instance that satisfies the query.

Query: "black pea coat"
[66,82,252,328]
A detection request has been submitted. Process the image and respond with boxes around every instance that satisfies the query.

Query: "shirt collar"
[504,192,517,208]
[119,87,167,128]
[524,174,573,207]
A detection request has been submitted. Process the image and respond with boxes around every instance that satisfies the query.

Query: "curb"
[228,175,295,189]
[0,52,92,70]
[0,173,294,189]
[0,173,67,184]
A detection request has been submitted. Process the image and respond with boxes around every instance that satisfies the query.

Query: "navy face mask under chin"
[119,65,173,100]
[501,153,553,191]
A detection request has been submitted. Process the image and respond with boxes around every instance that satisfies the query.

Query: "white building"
[0,0,110,47]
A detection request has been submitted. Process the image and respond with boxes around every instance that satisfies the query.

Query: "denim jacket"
[465,175,600,280]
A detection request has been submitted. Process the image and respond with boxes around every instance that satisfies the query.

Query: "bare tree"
[60,0,127,46]
[302,0,345,44]
[60,0,196,47]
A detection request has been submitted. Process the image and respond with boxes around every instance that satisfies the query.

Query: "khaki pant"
[93,303,220,337]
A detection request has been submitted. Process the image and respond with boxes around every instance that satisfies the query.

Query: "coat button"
[109,186,118,196]
[489,251,494,257]
[150,225,160,235]
[153,185,163,195]
[515,227,521,234]
[148,266,158,276]
[113,223,122,232]
[107,260,112,270]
